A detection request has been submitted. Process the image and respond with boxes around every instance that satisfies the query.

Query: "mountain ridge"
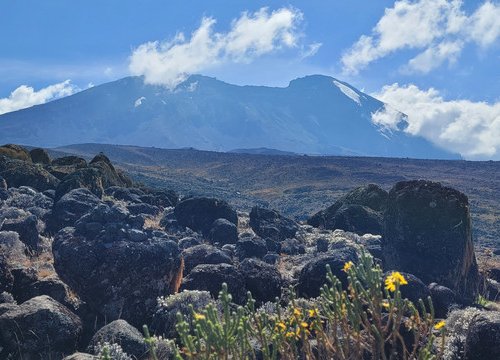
[0,74,459,159]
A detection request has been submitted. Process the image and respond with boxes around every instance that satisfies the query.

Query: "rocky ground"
[0,144,499,359]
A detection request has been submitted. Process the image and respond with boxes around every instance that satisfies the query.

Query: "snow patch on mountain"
[333,80,360,105]
[134,96,146,107]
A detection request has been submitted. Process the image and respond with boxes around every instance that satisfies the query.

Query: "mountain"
[0,74,459,159]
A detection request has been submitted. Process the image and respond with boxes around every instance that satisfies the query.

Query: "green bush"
[146,251,445,360]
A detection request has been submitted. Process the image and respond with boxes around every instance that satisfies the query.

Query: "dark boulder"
[89,153,133,188]
[53,228,183,327]
[308,184,388,229]
[383,180,480,303]
[54,153,132,201]
[0,295,82,357]
[464,311,500,360]
[181,263,247,304]
[127,202,161,216]
[297,246,358,298]
[49,188,102,232]
[55,167,105,201]
[52,156,87,167]
[0,231,29,293]
[105,186,145,203]
[88,320,147,359]
[182,244,232,274]
[208,218,238,245]
[428,283,456,318]
[484,279,500,302]
[14,277,79,311]
[0,291,15,304]
[330,204,383,235]
[1,214,42,251]
[235,236,267,260]
[49,156,88,180]
[178,236,202,250]
[0,155,59,191]
[29,148,51,165]
[174,197,238,235]
[5,186,53,217]
[263,252,280,265]
[489,268,500,282]
[140,188,178,208]
[249,207,299,241]
[0,144,31,161]
[239,258,282,304]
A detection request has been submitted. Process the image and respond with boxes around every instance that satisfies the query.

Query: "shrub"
[169,251,445,359]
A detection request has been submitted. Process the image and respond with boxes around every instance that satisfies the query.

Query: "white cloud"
[0,80,77,115]
[406,40,463,73]
[342,0,500,74]
[372,83,500,159]
[129,7,308,88]
[300,42,322,59]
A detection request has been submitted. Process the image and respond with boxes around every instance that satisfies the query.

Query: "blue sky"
[0,0,499,159]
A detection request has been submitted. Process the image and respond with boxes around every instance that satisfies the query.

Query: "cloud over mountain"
[342,0,500,74]
[372,83,500,159]
[129,7,311,88]
[0,80,77,115]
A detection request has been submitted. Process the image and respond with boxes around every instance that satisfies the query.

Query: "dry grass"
[143,212,164,230]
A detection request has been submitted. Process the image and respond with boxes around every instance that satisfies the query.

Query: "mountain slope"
[0,75,458,159]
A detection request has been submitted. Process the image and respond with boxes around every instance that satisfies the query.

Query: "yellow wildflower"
[308,309,319,318]
[434,320,446,330]
[285,331,295,339]
[193,313,206,320]
[381,300,390,309]
[293,308,302,317]
[342,261,354,272]
[276,322,286,331]
[300,322,309,329]
[385,272,408,292]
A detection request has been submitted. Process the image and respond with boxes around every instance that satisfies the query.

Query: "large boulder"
[174,197,238,235]
[49,156,88,180]
[29,148,51,165]
[182,244,232,274]
[208,218,238,245]
[464,311,500,360]
[54,153,132,201]
[53,228,183,327]
[49,188,102,232]
[181,263,247,304]
[88,320,147,359]
[0,231,29,293]
[89,153,133,189]
[249,207,299,241]
[235,235,267,260]
[297,246,358,298]
[0,144,31,161]
[383,180,480,303]
[0,295,82,357]
[239,258,282,304]
[308,184,388,231]
[428,283,456,318]
[1,213,42,251]
[0,155,59,191]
